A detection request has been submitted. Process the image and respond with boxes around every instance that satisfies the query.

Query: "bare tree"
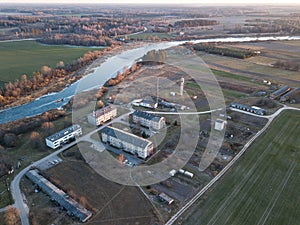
[4,207,21,225]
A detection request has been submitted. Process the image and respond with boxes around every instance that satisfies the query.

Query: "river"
[1,35,300,124]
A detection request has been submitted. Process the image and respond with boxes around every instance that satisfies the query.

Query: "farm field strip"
[0,40,101,86]
[182,110,300,225]
[199,51,300,83]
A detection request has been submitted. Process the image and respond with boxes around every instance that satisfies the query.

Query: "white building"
[214,119,226,131]
[131,110,165,130]
[88,105,117,126]
[101,126,153,159]
[45,124,82,149]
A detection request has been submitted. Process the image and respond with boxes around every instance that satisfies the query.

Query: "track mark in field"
[93,186,126,222]
[205,145,271,225]
[206,124,290,225]
[257,160,296,225]
[90,214,154,223]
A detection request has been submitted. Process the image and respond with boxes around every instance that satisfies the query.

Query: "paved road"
[7,111,132,225]
[165,105,300,225]
[145,108,224,115]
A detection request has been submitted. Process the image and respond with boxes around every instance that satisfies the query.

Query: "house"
[26,169,92,223]
[131,110,165,130]
[45,124,82,149]
[87,105,117,126]
[214,119,226,131]
[101,126,153,159]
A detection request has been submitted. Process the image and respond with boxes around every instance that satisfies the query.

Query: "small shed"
[214,119,226,131]
[159,193,174,205]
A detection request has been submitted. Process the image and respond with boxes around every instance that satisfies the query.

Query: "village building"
[101,126,153,159]
[26,169,92,223]
[131,110,166,130]
[87,105,117,126]
[45,124,82,149]
[230,102,266,115]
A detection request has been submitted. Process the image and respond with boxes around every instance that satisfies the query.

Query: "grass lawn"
[0,212,5,225]
[183,110,300,225]
[0,40,103,87]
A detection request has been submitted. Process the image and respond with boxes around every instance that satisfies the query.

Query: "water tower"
[180,77,184,96]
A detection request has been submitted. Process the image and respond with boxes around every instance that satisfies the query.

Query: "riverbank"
[0,41,146,111]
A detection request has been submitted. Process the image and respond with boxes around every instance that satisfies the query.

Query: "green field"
[0,40,103,87]
[183,110,300,225]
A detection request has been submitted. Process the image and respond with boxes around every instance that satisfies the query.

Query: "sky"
[0,0,299,5]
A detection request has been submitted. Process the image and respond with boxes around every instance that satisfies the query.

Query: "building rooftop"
[91,105,116,118]
[271,85,290,97]
[26,169,92,223]
[159,192,174,204]
[101,126,152,149]
[132,110,162,122]
[46,124,81,142]
[230,102,266,114]
[281,87,300,97]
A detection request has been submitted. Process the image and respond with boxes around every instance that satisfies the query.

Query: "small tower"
[180,77,184,96]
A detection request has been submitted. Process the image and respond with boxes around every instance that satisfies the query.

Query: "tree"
[41,122,55,135]
[3,133,18,147]
[142,131,148,138]
[79,196,89,208]
[4,207,21,225]
[97,100,104,108]
[41,65,52,77]
[29,131,43,149]
[56,61,65,69]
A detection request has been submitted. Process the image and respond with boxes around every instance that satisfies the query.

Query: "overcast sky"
[0,0,299,4]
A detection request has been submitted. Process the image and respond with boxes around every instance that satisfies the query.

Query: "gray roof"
[101,126,152,149]
[26,169,92,222]
[281,87,300,97]
[92,105,116,118]
[271,85,290,97]
[132,110,162,122]
[46,124,81,142]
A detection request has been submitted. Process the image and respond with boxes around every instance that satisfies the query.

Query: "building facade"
[101,126,153,159]
[88,105,117,126]
[131,110,165,130]
[45,124,82,149]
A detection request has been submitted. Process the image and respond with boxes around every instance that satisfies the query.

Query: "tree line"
[174,19,219,28]
[273,60,299,71]
[192,43,260,59]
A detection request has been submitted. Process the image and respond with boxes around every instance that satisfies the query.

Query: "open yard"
[23,144,162,225]
[0,40,102,87]
[182,110,300,225]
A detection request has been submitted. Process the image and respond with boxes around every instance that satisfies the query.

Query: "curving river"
[1,35,300,124]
